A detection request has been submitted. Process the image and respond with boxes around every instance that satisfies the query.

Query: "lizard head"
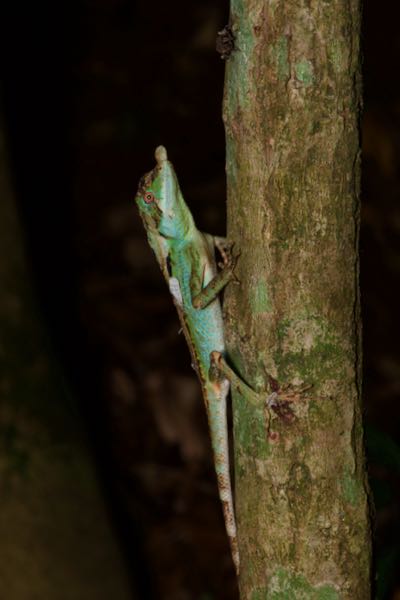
[135,146,195,242]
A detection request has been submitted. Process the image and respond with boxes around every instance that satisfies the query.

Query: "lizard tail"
[219,475,240,575]
[206,380,240,575]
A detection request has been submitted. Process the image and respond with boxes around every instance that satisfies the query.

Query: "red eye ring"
[144,191,155,204]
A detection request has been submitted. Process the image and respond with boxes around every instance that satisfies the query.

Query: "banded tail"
[206,377,240,574]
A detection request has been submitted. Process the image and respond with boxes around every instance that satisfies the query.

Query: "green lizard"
[135,146,240,574]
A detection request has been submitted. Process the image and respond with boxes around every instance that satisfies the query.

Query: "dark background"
[1,1,399,598]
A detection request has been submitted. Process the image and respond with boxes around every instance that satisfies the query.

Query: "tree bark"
[223,1,372,597]
[0,107,132,599]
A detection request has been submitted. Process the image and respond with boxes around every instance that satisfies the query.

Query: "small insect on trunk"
[216,25,235,60]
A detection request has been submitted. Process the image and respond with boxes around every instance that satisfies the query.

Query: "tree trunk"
[223,1,372,597]
[0,107,132,599]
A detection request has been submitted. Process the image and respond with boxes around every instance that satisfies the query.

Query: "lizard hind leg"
[210,351,261,407]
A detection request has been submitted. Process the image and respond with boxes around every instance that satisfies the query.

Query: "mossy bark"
[0,110,132,598]
[223,0,372,597]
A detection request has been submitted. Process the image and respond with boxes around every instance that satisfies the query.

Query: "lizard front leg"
[192,248,239,309]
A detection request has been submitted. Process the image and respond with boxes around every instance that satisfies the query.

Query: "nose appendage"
[155,145,168,164]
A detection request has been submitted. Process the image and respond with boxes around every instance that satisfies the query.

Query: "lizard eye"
[143,191,155,204]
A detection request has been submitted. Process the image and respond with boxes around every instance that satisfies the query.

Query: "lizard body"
[136,146,239,573]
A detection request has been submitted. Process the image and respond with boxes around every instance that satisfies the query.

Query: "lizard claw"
[227,244,241,283]
[214,237,231,266]
[215,241,240,283]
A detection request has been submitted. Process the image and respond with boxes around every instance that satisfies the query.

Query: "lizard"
[135,145,240,574]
